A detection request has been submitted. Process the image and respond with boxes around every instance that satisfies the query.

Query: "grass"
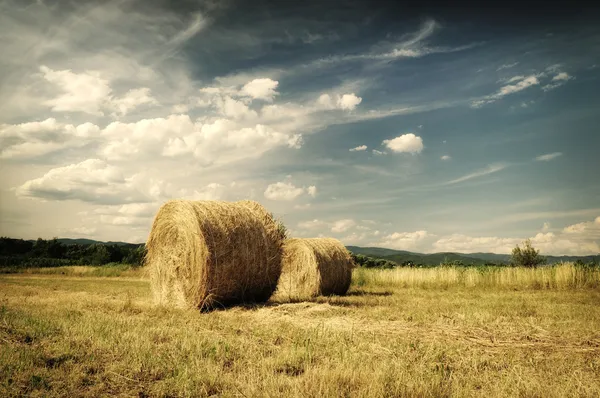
[1,263,599,397]
[0,263,142,278]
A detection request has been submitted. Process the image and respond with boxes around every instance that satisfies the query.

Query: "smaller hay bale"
[277,237,354,300]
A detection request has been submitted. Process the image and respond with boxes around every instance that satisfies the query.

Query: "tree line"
[0,237,145,267]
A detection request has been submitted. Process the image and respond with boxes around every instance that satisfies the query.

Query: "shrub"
[510,239,546,268]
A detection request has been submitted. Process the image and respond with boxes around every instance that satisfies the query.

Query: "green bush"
[510,239,546,268]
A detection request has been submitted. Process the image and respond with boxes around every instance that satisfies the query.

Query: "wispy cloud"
[446,163,509,185]
[535,152,562,161]
[471,75,539,107]
[542,72,574,91]
[496,62,519,71]
[493,208,600,224]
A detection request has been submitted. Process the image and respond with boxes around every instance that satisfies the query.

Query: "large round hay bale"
[146,200,285,310]
[277,238,354,300]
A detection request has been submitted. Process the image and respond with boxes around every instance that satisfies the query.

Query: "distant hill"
[346,246,412,257]
[347,246,497,265]
[53,238,142,246]
[347,246,599,265]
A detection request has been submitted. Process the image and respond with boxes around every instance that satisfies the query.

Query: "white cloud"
[472,75,540,107]
[382,133,424,154]
[40,65,112,115]
[446,163,508,185]
[553,72,571,81]
[316,92,362,111]
[542,72,574,91]
[15,159,162,204]
[294,203,311,210]
[377,230,431,250]
[349,145,367,152]
[214,96,257,119]
[298,219,327,229]
[307,186,317,197]
[241,78,279,101]
[432,217,600,255]
[498,76,539,95]
[166,13,206,47]
[186,183,226,201]
[562,217,600,235]
[331,219,356,233]
[1,118,100,160]
[317,93,334,108]
[433,234,518,254]
[496,62,519,71]
[441,155,451,160]
[101,115,302,164]
[70,227,97,236]
[372,149,386,155]
[112,88,158,116]
[505,75,525,83]
[337,93,362,110]
[264,181,305,201]
[542,222,551,232]
[535,152,562,161]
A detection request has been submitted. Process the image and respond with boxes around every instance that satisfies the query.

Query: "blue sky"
[1,0,599,255]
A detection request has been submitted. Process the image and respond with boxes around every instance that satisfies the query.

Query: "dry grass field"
[1,264,600,397]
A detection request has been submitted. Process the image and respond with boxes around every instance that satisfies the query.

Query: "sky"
[1,0,600,255]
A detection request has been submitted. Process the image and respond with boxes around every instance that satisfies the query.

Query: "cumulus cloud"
[214,96,257,119]
[39,66,160,117]
[101,115,301,164]
[376,230,431,250]
[382,133,424,154]
[337,93,362,110]
[441,155,451,160]
[241,78,279,101]
[432,216,600,255]
[372,149,386,155]
[349,145,367,152]
[433,234,518,253]
[39,66,112,115]
[264,178,317,201]
[112,88,158,116]
[535,152,562,161]
[264,182,306,201]
[316,93,362,110]
[0,118,100,160]
[15,159,162,205]
[187,183,226,201]
[297,219,328,229]
[331,219,356,233]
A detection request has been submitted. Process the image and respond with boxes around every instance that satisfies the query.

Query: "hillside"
[54,238,142,246]
[347,246,599,265]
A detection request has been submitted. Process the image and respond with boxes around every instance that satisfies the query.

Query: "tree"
[86,244,111,265]
[510,239,546,268]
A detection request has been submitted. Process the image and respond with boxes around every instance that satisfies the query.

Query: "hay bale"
[277,238,354,300]
[146,200,285,310]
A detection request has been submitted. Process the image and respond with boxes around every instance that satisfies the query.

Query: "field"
[1,264,600,397]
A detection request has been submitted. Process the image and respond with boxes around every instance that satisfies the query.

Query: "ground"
[1,265,599,397]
